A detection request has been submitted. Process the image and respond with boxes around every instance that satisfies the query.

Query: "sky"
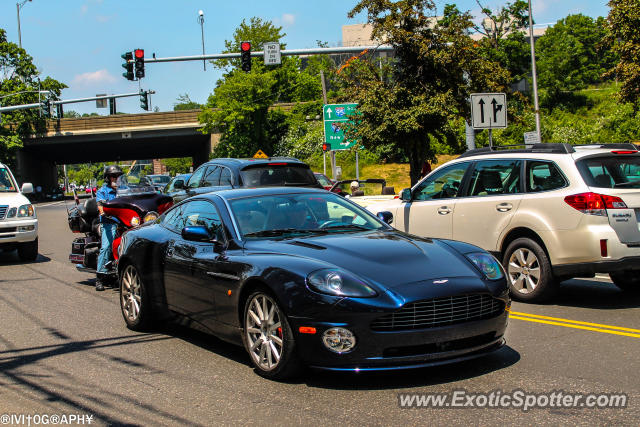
[1,0,611,115]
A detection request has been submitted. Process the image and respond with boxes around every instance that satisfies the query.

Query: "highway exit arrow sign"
[323,103,358,150]
[471,93,507,129]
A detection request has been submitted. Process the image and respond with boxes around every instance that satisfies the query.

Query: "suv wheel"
[609,271,640,293]
[18,238,38,262]
[503,238,556,302]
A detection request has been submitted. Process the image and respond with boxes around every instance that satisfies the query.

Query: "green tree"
[341,0,509,185]
[0,28,67,166]
[605,0,640,105]
[536,14,612,104]
[162,157,192,175]
[173,94,203,111]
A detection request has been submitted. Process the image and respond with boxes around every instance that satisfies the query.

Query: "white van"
[0,162,38,261]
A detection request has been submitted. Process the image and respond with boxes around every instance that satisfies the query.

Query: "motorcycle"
[67,174,173,278]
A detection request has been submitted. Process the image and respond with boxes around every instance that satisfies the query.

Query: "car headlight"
[17,204,34,217]
[465,252,504,280]
[307,269,377,297]
[143,212,158,223]
[130,216,141,226]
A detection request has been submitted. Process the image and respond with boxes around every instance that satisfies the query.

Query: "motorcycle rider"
[95,165,123,291]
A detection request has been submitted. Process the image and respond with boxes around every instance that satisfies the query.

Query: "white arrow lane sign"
[325,107,333,119]
[471,93,507,129]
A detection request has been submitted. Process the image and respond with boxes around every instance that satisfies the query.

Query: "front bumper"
[290,302,509,371]
[0,218,38,246]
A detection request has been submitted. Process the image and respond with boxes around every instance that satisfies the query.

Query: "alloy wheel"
[121,265,142,322]
[245,294,284,371]
[507,248,541,294]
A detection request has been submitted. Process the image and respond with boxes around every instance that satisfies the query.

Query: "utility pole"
[528,0,542,142]
[16,0,32,49]
[198,10,206,71]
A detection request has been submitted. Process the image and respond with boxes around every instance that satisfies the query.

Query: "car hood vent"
[287,240,326,250]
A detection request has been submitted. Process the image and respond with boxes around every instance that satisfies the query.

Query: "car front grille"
[371,294,505,331]
[0,205,7,220]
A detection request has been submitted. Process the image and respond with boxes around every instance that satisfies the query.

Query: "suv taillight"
[564,192,627,216]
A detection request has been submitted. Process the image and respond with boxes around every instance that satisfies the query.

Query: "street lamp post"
[528,0,542,142]
[198,10,206,71]
[16,0,32,49]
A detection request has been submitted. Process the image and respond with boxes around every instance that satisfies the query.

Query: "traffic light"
[139,90,149,111]
[122,52,134,80]
[322,143,329,152]
[240,41,251,72]
[134,49,145,79]
[40,98,51,118]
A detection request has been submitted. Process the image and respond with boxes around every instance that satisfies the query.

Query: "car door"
[452,159,524,251]
[174,166,206,203]
[394,162,471,239]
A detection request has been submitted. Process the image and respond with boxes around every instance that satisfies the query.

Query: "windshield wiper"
[322,224,373,232]
[614,181,640,188]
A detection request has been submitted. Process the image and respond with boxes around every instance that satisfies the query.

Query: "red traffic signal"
[134,48,145,79]
[322,143,328,152]
[240,41,251,72]
[240,42,251,52]
[134,49,144,58]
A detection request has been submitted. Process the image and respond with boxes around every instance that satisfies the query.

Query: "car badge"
[433,279,449,284]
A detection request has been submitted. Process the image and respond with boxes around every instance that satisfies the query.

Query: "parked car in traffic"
[313,172,334,190]
[146,174,172,192]
[171,157,323,203]
[162,173,192,199]
[0,162,38,261]
[117,187,509,379]
[367,143,640,302]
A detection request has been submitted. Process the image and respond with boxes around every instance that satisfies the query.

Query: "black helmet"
[103,165,123,180]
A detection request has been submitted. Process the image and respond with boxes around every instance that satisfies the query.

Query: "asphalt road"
[1,201,639,426]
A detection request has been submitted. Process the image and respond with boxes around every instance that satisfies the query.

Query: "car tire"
[18,238,38,262]
[503,238,556,302]
[609,271,640,293]
[243,290,302,380]
[119,263,152,331]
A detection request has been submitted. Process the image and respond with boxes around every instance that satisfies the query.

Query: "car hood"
[0,192,32,207]
[243,230,481,289]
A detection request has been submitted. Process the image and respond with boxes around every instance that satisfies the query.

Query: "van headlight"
[465,252,504,280]
[17,204,34,217]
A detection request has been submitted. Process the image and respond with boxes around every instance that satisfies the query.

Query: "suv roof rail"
[573,143,638,151]
[459,143,575,158]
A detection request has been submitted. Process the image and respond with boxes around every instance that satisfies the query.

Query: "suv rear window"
[576,156,640,189]
[241,164,317,187]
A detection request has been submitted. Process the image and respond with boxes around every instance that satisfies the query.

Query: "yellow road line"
[509,310,640,334]
[509,315,640,339]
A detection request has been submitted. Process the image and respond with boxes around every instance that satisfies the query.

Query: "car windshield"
[115,174,158,195]
[576,156,640,189]
[0,168,17,192]
[240,164,317,187]
[229,192,387,239]
[315,174,331,187]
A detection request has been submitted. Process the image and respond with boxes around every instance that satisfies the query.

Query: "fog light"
[322,327,356,353]
[18,225,35,232]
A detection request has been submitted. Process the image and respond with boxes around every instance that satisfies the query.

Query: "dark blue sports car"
[117,187,509,380]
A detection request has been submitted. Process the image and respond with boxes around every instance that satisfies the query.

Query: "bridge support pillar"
[16,150,58,190]
[192,137,212,169]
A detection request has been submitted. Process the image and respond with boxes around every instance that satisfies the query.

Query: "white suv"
[0,162,38,261]
[367,143,640,302]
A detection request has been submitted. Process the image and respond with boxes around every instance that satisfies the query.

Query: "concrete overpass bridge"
[16,109,217,189]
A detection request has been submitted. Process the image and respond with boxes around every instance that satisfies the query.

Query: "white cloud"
[281,13,295,26]
[73,69,116,86]
[80,4,88,14]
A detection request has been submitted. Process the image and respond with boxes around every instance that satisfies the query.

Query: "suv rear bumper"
[553,256,640,278]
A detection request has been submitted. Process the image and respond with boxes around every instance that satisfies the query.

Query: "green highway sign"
[323,103,358,150]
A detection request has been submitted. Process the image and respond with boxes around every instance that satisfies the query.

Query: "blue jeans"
[97,222,117,274]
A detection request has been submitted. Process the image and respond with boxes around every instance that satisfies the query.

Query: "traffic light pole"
[0,91,155,113]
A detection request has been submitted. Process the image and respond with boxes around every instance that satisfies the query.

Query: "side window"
[468,159,521,197]
[161,205,184,233]
[188,166,206,189]
[413,163,469,201]
[219,167,233,186]
[201,166,221,187]
[527,161,567,192]
[180,200,225,241]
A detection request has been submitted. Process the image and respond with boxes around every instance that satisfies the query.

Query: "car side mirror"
[400,188,411,202]
[173,180,184,190]
[376,211,393,224]
[21,183,34,194]
[181,226,226,252]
